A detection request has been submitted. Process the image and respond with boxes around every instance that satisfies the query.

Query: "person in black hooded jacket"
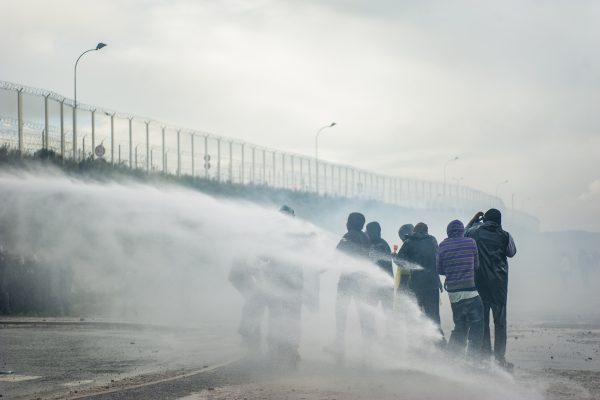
[465,208,517,369]
[396,222,443,328]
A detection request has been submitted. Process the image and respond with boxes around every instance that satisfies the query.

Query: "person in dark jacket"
[329,212,374,357]
[465,208,517,369]
[366,221,393,311]
[394,223,415,292]
[397,222,443,328]
[438,219,483,359]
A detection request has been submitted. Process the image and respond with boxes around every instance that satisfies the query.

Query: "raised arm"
[506,233,517,258]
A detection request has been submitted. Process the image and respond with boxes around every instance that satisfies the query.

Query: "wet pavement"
[0,318,241,400]
[1,318,599,400]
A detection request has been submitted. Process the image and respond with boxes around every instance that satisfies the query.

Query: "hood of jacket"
[447,220,465,238]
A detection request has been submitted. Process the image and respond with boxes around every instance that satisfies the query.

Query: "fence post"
[345,167,349,197]
[240,143,245,183]
[110,114,115,164]
[308,159,312,192]
[251,147,256,184]
[282,153,286,189]
[161,127,166,174]
[91,110,96,159]
[290,154,296,190]
[176,129,181,176]
[262,149,266,184]
[145,122,150,172]
[44,94,49,151]
[17,89,23,155]
[60,100,65,161]
[190,133,195,177]
[228,141,233,183]
[204,135,209,179]
[72,103,77,160]
[217,138,221,182]
[272,152,276,187]
[128,118,133,168]
[299,158,304,190]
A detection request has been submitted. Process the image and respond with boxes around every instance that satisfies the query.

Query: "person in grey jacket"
[465,208,517,369]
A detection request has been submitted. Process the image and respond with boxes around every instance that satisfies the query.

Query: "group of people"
[230,206,517,370]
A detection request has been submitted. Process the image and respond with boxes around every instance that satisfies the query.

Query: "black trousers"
[414,287,441,326]
[482,301,507,361]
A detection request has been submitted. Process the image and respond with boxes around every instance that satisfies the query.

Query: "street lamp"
[443,156,459,197]
[315,122,336,195]
[73,42,107,159]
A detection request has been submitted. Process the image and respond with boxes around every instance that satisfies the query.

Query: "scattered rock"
[207,387,215,391]
[80,317,85,322]
[130,342,135,345]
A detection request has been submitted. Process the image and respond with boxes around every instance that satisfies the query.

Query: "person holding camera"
[465,209,517,369]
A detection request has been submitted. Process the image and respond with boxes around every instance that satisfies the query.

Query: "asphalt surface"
[1,318,600,400]
[0,318,240,400]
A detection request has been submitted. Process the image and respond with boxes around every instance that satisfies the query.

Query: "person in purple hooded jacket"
[438,219,483,359]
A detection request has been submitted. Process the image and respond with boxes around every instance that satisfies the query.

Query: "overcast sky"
[1,0,599,232]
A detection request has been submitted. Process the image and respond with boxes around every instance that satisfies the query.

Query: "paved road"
[0,318,241,400]
[1,319,599,400]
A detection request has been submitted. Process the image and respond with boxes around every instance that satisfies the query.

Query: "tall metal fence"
[0,80,507,213]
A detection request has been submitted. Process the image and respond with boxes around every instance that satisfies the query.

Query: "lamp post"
[443,156,459,197]
[73,42,107,159]
[315,122,336,195]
